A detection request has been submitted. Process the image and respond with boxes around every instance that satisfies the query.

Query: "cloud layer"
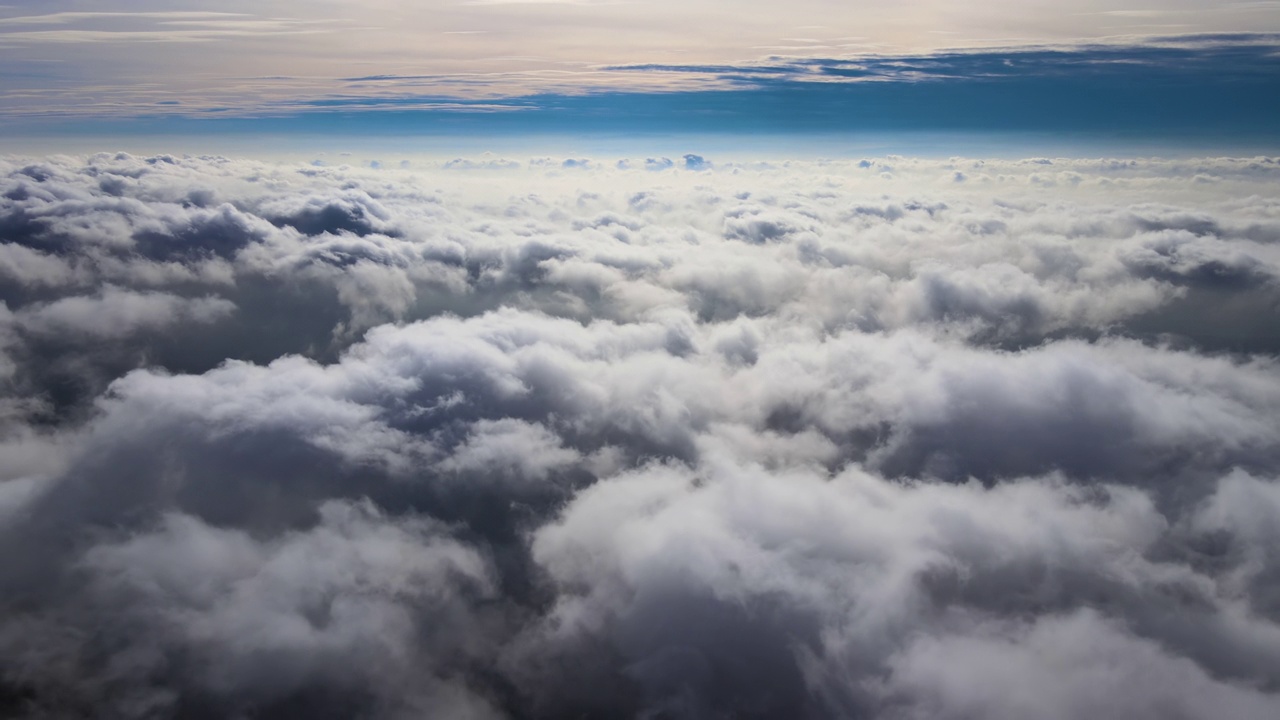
[1,152,1279,718]
[3,2,1280,122]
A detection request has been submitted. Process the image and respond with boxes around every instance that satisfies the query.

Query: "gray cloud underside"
[1,152,1279,719]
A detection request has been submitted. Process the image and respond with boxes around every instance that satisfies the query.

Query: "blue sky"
[1,2,1279,148]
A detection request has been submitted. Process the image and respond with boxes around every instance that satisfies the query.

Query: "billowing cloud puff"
[0,151,1278,718]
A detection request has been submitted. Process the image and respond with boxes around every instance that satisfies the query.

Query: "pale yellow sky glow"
[1,1,1279,117]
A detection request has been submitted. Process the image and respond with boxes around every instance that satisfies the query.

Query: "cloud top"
[0,152,1278,718]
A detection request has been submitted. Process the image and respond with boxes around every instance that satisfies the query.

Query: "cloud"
[13,286,235,340]
[4,30,1278,130]
[0,151,1278,718]
[9,499,504,718]
[0,13,252,27]
[528,459,1280,717]
[682,154,711,171]
[0,11,333,44]
[882,609,1280,720]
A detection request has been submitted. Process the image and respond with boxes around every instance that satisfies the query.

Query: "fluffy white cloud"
[0,151,1278,718]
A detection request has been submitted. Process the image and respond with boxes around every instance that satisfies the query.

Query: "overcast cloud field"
[0,151,1277,718]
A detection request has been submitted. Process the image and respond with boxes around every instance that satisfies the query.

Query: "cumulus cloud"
[0,151,1278,718]
[13,286,234,339]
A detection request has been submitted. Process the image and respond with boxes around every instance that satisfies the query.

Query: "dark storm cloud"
[0,152,1278,718]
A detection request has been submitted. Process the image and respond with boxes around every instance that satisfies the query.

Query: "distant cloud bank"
[1,152,1279,718]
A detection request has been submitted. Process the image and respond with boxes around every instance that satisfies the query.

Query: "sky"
[2,4,1280,720]
[2,1,1280,148]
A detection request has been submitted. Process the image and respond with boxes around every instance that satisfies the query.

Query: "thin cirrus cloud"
[0,11,337,44]
[64,37,1264,146]
[0,1,1279,135]
[0,37,1277,146]
[0,151,1279,718]
[0,11,251,26]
